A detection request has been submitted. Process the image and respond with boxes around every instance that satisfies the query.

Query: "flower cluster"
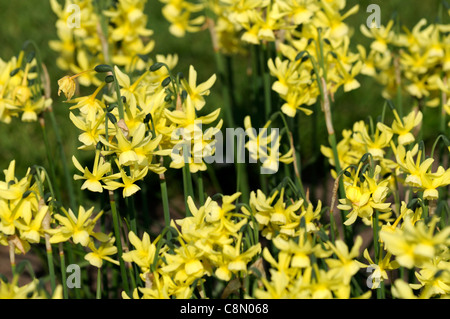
[0,276,62,299]
[50,0,155,87]
[63,59,221,197]
[0,51,51,123]
[360,17,450,124]
[159,0,362,118]
[246,188,322,239]
[266,1,362,117]
[337,164,392,226]
[381,205,450,298]
[320,98,449,298]
[321,108,424,177]
[47,205,119,268]
[323,105,449,222]
[0,158,118,272]
[0,160,47,255]
[122,192,261,299]
[159,0,205,39]
[253,227,369,299]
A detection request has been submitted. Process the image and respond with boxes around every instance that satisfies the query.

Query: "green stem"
[46,249,56,294]
[182,162,194,217]
[182,142,194,216]
[373,210,380,267]
[393,174,401,217]
[310,102,318,200]
[399,266,405,282]
[328,207,337,244]
[236,134,250,204]
[111,69,126,120]
[59,243,68,299]
[127,262,137,292]
[421,195,429,219]
[94,0,111,64]
[159,172,172,241]
[196,172,205,205]
[430,134,447,160]
[380,280,386,299]
[109,191,130,295]
[328,133,344,198]
[316,28,327,82]
[96,267,102,299]
[438,85,448,197]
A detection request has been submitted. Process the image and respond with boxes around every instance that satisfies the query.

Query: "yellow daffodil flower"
[49,206,109,247]
[85,237,120,268]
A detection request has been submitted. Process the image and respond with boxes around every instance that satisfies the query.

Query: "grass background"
[0,0,446,204]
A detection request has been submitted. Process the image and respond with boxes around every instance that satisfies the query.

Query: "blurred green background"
[0,0,446,204]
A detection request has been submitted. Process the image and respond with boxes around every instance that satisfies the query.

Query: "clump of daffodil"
[50,0,156,86]
[380,213,450,299]
[164,65,223,173]
[360,17,450,110]
[337,163,392,226]
[60,56,223,197]
[253,227,370,299]
[0,160,51,255]
[122,230,168,279]
[265,1,361,118]
[320,105,445,207]
[381,215,450,269]
[121,192,261,299]
[48,206,109,247]
[164,193,260,287]
[321,116,398,180]
[159,0,205,38]
[391,142,450,200]
[378,109,423,146]
[321,126,367,179]
[245,188,305,239]
[0,51,51,123]
[0,160,82,299]
[158,0,362,118]
[0,276,62,299]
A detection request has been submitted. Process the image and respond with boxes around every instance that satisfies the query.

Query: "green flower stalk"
[108,190,130,295]
[58,243,68,299]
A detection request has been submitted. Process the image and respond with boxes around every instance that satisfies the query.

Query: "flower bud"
[57,75,76,100]
[94,64,113,73]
